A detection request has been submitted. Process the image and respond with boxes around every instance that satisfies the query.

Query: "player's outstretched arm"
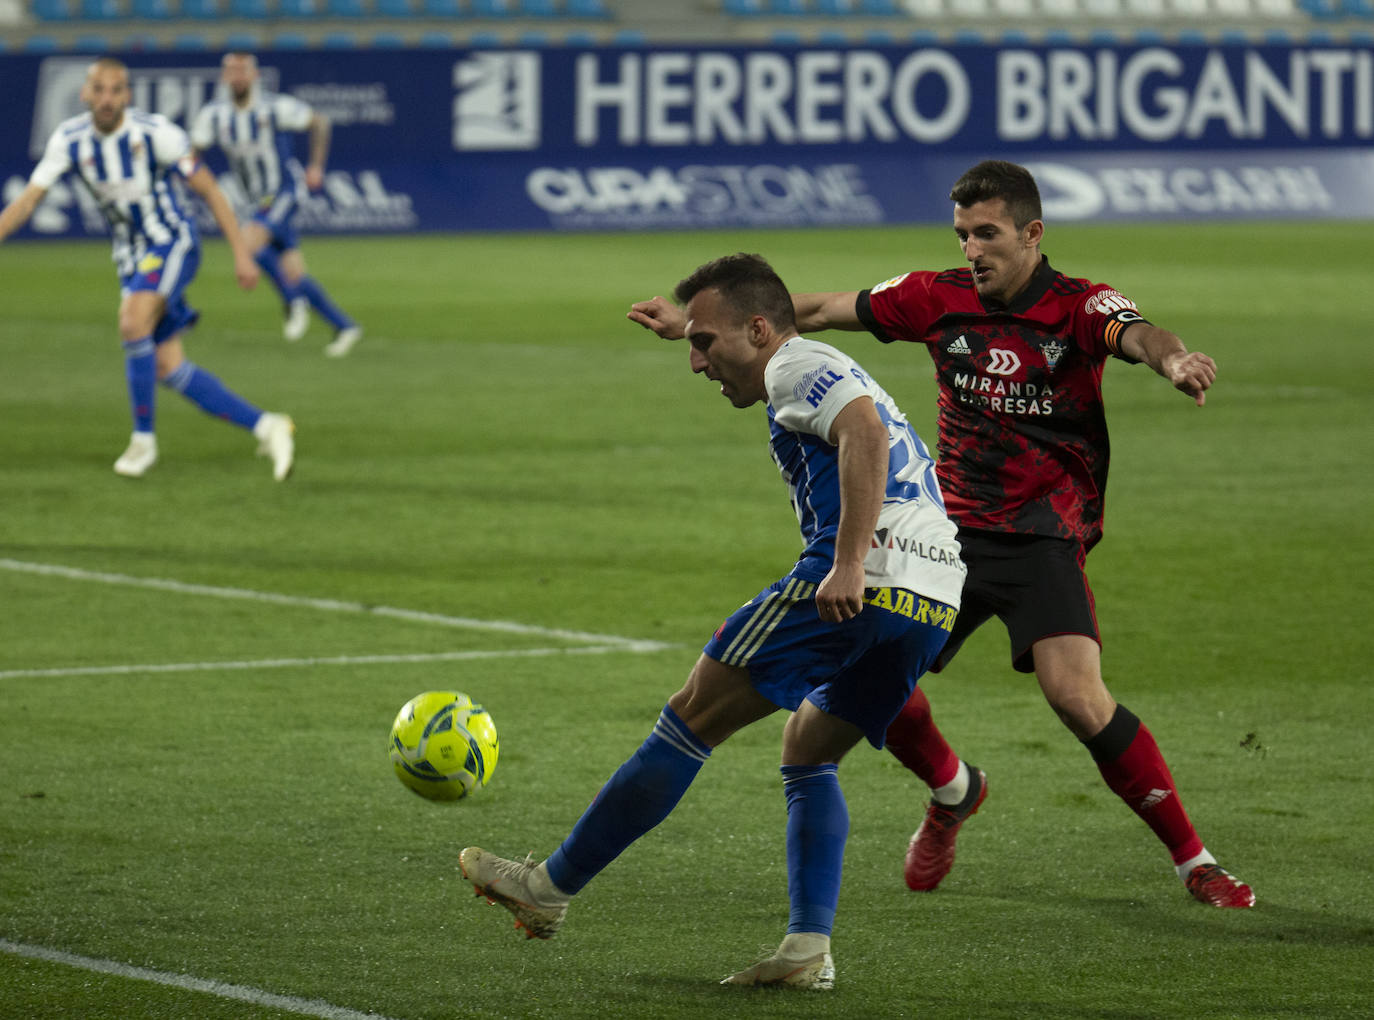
[185,164,259,291]
[0,183,48,244]
[627,296,687,340]
[816,396,887,624]
[792,291,864,334]
[1120,321,1217,407]
[630,289,865,341]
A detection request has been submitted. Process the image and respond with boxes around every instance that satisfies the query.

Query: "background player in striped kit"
[191,52,361,358]
[629,161,1254,910]
[0,57,295,482]
[459,253,967,990]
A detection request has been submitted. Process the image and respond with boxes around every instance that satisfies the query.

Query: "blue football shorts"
[120,236,201,345]
[703,573,956,748]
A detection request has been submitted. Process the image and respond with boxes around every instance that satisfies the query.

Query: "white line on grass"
[0,644,646,681]
[0,939,400,1020]
[0,558,673,652]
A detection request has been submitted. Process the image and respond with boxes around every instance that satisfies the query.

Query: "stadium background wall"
[4,41,1372,237]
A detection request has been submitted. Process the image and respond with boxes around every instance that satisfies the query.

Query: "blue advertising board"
[3,42,1372,239]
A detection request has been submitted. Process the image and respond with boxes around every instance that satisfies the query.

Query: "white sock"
[932,760,970,806]
[779,932,830,959]
[1175,849,1215,881]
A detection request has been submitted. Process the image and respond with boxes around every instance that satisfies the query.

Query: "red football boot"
[1185,863,1256,908]
[904,765,987,892]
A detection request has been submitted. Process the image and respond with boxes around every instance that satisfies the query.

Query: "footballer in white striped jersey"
[0,57,296,481]
[191,52,361,356]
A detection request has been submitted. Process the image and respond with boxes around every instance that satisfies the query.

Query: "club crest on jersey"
[1041,338,1067,370]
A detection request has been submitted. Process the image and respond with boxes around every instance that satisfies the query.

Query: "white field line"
[0,644,643,681]
[0,557,674,653]
[0,939,400,1020]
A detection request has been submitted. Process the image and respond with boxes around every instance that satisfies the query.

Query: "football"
[388,690,499,801]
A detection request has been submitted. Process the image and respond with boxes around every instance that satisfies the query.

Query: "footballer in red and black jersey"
[857,256,1146,551]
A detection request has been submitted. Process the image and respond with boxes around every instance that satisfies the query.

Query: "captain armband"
[1102,308,1150,363]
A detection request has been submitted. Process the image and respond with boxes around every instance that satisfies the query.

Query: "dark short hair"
[674,253,796,332]
[949,160,1043,230]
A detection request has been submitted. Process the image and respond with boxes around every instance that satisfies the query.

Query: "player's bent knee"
[782,703,862,765]
[119,292,164,341]
[118,312,156,341]
[668,657,776,747]
[1048,690,1117,740]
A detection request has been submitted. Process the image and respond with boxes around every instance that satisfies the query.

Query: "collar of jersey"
[980,256,1055,315]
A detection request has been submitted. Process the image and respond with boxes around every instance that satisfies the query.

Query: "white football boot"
[458,847,569,940]
[283,298,310,342]
[113,431,158,478]
[253,413,295,481]
[722,932,835,990]
[324,325,362,358]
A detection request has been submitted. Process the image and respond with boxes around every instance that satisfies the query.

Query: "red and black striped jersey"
[858,257,1146,550]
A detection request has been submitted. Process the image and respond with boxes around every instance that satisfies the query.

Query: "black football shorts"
[932,529,1100,675]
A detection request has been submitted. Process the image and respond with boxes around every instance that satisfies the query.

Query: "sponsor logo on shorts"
[863,587,957,632]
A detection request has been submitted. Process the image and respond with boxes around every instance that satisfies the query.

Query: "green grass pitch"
[1,222,1372,1019]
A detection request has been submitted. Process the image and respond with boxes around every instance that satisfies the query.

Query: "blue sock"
[122,336,156,432]
[253,246,297,306]
[296,275,353,331]
[162,362,262,430]
[782,763,848,936]
[545,705,711,895]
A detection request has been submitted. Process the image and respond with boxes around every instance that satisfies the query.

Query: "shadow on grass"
[1077,895,1374,948]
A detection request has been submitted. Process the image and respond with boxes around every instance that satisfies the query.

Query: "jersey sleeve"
[28,128,73,190]
[188,106,215,150]
[767,341,871,444]
[856,270,939,344]
[150,118,200,179]
[272,94,315,132]
[1075,285,1151,364]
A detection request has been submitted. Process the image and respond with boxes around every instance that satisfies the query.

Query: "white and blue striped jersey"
[190,90,313,208]
[30,109,199,279]
[766,338,965,608]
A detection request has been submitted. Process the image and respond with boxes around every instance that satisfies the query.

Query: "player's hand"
[234,253,260,291]
[304,165,324,192]
[1163,350,1217,406]
[815,561,866,623]
[627,296,687,340]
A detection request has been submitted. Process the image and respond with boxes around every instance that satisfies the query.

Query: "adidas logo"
[947,334,972,355]
[1140,788,1172,810]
